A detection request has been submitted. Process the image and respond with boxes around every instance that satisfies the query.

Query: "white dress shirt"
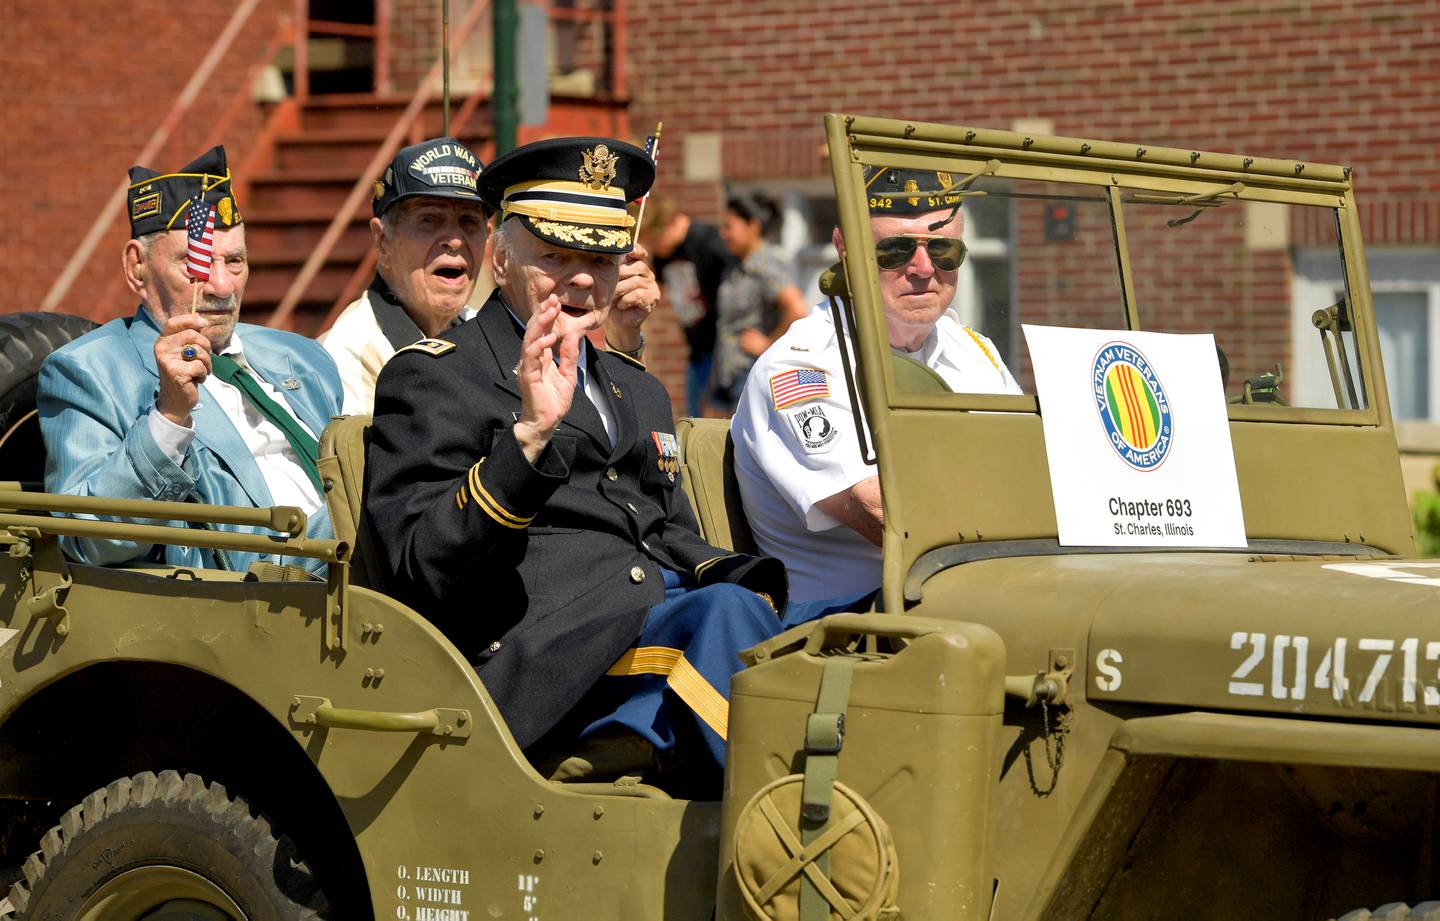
[731,306,1020,602]
[147,330,325,516]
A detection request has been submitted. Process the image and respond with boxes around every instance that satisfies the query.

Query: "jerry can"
[717,614,1007,920]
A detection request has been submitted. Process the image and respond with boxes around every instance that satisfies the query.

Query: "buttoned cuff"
[694,553,789,616]
[126,409,198,501]
[147,406,196,467]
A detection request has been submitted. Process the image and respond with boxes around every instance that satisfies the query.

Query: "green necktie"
[210,353,324,494]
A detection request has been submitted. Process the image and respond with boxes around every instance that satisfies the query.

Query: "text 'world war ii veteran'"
[364,137,790,771]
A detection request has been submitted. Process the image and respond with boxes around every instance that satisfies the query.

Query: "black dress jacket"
[365,292,786,749]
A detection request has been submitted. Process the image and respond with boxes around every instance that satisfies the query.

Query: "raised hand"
[513,297,582,464]
[154,314,213,427]
[605,243,659,354]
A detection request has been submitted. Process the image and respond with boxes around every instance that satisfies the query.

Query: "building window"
[1295,248,1440,421]
[748,181,1015,363]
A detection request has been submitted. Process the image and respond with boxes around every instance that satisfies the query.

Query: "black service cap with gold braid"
[480,137,655,254]
[127,145,241,237]
[863,165,969,216]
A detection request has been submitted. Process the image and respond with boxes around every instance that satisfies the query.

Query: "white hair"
[491,217,522,262]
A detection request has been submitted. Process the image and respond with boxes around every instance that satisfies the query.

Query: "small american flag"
[637,127,662,205]
[185,195,217,282]
[770,368,829,410]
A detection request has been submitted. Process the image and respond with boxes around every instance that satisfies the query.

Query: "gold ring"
[181,346,199,361]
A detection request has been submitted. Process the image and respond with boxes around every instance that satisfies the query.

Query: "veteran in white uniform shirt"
[732,166,1020,603]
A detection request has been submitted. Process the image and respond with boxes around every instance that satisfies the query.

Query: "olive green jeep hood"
[923,550,1440,725]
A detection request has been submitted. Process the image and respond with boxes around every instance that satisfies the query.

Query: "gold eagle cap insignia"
[217,196,235,226]
[936,171,954,189]
[903,179,920,206]
[580,145,619,191]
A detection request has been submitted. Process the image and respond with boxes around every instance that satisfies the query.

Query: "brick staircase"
[239,92,631,336]
[240,94,491,335]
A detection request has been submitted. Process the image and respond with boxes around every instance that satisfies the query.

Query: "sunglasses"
[874,235,967,271]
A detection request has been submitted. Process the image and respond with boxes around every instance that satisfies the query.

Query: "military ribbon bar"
[770,368,829,410]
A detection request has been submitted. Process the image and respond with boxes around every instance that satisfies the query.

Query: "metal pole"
[442,0,451,136]
[493,0,518,154]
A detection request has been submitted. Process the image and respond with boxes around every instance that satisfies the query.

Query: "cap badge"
[903,179,920,207]
[373,180,385,201]
[580,145,618,191]
[937,171,954,190]
[217,196,234,226]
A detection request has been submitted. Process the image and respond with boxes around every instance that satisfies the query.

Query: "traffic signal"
[1045,202,1077,242]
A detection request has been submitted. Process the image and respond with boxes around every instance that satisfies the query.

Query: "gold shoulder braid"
[961,327,1000,372]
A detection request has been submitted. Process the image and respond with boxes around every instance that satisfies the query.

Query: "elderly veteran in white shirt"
[321,136,662,416]
[731,166,1021,603]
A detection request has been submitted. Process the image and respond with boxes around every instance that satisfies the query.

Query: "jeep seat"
[317,414,381,589]
[676,417,757,555]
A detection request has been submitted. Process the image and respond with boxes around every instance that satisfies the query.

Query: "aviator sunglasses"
[874,235,967,271]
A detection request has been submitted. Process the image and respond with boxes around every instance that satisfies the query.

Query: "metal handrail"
[0,489,306,537]
[319,59,494,329]
[0,513,346,564]
[268,0,493,330]
[41,0,269,313]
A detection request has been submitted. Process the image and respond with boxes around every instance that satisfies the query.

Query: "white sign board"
[1022,325,1247,548]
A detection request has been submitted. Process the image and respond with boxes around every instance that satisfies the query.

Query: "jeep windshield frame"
[823,115,1412,614]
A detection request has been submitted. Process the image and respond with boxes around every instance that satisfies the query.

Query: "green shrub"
[1412,463,1440,557]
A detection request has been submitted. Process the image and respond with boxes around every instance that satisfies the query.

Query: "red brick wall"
[621,0,1440,410]
[0,0,288,320]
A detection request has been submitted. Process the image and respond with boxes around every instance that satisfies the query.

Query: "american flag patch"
[770,368,829,409]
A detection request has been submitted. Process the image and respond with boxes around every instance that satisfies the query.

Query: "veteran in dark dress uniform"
[365,137,789,770]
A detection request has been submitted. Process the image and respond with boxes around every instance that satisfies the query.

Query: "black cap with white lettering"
[372,137,486,218]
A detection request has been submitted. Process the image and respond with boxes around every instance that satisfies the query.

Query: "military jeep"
[0,116,1434,920]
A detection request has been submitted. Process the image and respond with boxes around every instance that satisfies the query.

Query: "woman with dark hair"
[711,192,809,411]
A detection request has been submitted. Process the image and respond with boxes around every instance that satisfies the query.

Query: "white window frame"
[1293,248,1440,421]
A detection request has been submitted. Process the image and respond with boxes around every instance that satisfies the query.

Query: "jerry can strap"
[800,656,856,921]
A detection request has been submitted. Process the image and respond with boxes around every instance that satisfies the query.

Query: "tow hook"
[1004,649,1075,707]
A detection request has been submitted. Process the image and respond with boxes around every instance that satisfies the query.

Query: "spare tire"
[0,312,99,485]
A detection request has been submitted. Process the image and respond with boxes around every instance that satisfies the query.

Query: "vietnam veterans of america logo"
[1093,341,1174,471]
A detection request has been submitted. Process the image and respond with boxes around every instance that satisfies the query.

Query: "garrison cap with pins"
[480,136,655,254]
[126,145,242,238]
[863,165,971,219]
[373,137,485,218]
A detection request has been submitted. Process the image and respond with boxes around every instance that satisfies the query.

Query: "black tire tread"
[0,313,97,386]
[0,769,326,920]
[1335,904,1440,921]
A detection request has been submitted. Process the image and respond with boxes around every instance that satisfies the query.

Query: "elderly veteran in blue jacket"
[38,146,342,573]
[365,137,800,776]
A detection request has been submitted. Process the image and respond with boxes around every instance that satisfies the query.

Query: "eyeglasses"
[874,235,967,271]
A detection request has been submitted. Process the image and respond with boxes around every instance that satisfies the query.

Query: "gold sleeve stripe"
[467,461,532,529]
[605,646,728,740]
[693,554,735,580]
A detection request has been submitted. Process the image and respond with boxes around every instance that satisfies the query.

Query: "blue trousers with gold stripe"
[582,570,871,768]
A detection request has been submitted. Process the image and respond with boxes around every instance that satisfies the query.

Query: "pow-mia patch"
[396,338,456,358]
[130,191,162,222]
[789,404,838,453]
